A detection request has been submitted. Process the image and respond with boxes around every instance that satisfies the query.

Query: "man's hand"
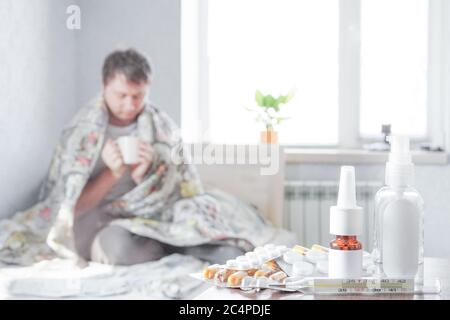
[130,140,154,184]
[101,138,126,178]
[75,139,127,218]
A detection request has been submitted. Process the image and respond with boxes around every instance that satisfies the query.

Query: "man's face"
[103,73,149,126]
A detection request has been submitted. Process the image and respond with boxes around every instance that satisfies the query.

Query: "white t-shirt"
[91,122,138,206]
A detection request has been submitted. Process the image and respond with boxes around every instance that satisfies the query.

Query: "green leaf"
[285,88,296,103]
[263,95,276,107]
[277,95,287,105]
[273,95,288,109]
[255,90,264,106]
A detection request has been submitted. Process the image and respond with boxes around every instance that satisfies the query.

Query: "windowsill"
[284,148,448,165]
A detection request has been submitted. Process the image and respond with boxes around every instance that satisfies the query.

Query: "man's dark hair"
[102,48,152,85]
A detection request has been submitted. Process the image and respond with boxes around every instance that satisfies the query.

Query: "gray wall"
[76,0,181,123]
[0,0,77,217]
[0,0,181,218]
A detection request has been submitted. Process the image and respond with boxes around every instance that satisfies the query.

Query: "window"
[182,0,444,147]
[208,0,338,145]
[360,0,428,138]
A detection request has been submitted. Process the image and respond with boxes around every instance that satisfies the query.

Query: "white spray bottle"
[372,135,424,286]
[328,166,363,278]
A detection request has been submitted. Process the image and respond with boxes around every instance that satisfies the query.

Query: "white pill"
[257,253,270,264]
[249,260,260,268]
[264,244,276,250]
[274,247,286,257]
[316,260,329,274]
[226,259,237,268]
[266,249,280,259]
[237,261,251,270]
[245,252,258,259]
[305,250,327,263]
[283,251,305,264]
[236,256,248,262]
[293,261,314,276]
[244,254,259,265]
[276,245,289,253]
[254,247,266,254]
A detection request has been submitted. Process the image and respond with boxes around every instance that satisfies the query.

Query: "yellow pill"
[292,245,310,255]
[246,268,258,276]
[269,271,288,282]
[254,269,274,278]
[203,264,220,280]
[311,244,329,253]
[215,268,236,283]
[227,271,248,286]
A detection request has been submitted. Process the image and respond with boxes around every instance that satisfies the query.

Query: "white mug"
[117,136,139,164]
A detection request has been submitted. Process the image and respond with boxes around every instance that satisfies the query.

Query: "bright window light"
[360,0,428,138]
[207,0,338,145]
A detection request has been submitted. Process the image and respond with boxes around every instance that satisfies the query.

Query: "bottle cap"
[330,166,363,235]
[386,135,414,186]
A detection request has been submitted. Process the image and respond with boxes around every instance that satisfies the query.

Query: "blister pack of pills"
[197,244,290,288]
[191,243,375,292]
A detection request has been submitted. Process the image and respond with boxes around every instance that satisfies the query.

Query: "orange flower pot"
[260,130,278,144]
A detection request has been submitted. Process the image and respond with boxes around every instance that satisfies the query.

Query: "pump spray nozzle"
[337,166,357,209]
[330,166,363,236]
[388,135,412,165]
[329,166,364,278]
[386,135,414,187]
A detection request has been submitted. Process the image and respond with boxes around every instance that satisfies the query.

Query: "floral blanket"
[0,97,284,265]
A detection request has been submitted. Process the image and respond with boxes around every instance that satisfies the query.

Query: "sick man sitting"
[0,49,294,266]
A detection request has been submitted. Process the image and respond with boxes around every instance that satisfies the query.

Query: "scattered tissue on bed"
[0,253,208,299]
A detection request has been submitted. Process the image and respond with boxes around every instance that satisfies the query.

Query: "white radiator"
[283,181,382,251]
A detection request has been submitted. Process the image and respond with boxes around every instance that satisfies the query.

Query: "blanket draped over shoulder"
[0,97,279,265]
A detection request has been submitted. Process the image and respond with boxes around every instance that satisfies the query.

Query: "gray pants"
[73,207,245,266]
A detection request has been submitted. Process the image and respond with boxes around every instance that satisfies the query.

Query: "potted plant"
[246,89,296,144]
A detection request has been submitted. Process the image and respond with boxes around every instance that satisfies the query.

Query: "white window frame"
[182,0,450,150]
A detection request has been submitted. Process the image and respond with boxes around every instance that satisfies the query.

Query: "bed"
[0,153,296,299]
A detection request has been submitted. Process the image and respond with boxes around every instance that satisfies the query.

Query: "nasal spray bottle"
[373,136,424,287]
[329,166,363,278]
